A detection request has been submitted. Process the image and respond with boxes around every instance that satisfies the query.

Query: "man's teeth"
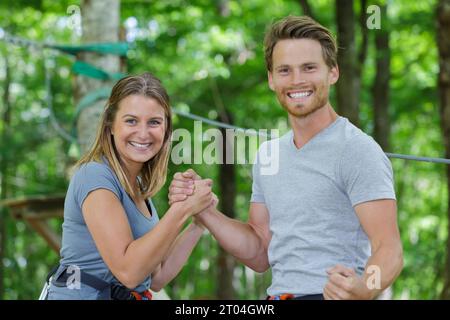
[288,91,312,98]
[130,142,150,148]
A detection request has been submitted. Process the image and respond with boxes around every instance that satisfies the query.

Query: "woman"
[46,72,214,300]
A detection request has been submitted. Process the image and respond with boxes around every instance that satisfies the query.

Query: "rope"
[3,30,450,165]
[385,153,450,165]
[1,30,127,56]
[52,42,129,56]
[2,31,46,50]
[173,112,450,164]
[172,109,271,138]
[72,61,126,80]
[44,53,77,143]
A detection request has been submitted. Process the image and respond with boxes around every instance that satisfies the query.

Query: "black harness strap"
[47,264,137,300]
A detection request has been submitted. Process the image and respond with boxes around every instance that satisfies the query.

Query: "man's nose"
[291,69,305,85]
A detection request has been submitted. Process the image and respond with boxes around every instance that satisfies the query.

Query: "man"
[169,16,403,300]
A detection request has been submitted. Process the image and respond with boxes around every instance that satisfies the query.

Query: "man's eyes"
[277,66,316,74]
[304,65,316,71]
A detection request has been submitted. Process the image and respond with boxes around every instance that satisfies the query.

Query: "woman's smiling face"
[111,94,166,173]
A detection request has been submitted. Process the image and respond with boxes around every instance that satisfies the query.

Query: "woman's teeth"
[129,142,150,148]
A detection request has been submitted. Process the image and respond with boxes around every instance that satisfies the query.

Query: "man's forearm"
[197,207,270,272]
[362,242,403,299]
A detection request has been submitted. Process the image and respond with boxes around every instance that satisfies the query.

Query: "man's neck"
[289,103,338,149]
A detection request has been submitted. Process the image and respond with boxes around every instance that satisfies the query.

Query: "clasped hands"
[168,169,218,223]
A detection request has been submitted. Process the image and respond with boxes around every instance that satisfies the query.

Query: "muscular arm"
[196,202,272,272]
[324,199,403,299]
[356,199,403,298]
[168,169,272,272]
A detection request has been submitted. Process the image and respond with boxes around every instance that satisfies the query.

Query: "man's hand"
[169,169,218,208]
[323,264,373,300]
[180,179,214,217]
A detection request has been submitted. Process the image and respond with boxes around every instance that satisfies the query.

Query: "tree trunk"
[438,0,450,300]
[75,0,121,153]
[0,46,12,300]
[358,0,369,70]
[372,3,391,151]
[218,123,237,299]
[211,0,236,300]
[299,0,314,18]
[356,0,369,116]
[336,0,360,127]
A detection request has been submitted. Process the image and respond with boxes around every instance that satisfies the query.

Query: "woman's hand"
[168,169,199,205]
[169,169,219,207]
[173,178,214,217]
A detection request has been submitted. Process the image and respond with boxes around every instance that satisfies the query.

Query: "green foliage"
[0,0,447,300]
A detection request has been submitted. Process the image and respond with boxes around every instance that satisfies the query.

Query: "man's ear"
[268,71,275,91]
[329,65,339,85]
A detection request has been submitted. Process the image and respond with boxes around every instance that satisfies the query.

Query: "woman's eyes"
[125,119,161,126]
[148,120,161,126]
[125,118,137,125]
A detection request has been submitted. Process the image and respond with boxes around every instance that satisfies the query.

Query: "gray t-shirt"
[251,116,396,296]
[55,160,159,297]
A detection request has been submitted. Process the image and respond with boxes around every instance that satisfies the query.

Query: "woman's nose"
[137,124,150,139]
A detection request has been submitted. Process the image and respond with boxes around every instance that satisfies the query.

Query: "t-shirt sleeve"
[250,145,266,203]
[73,162,123,208]
[339,135,396,207]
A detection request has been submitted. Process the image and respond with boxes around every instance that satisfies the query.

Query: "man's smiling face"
[268,38,338,119]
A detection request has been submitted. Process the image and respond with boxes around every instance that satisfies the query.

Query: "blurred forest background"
[0,0,450,299]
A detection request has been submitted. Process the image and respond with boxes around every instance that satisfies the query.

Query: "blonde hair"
[77,72,173,199]
[264,15,338,71]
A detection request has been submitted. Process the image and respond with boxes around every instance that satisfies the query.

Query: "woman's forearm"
[120,203,191,288]
[151,221,204,290]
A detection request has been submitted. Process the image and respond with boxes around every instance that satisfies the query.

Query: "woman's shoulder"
[69,160,124,200]
[76,160,112,174]
[71,160,116,184]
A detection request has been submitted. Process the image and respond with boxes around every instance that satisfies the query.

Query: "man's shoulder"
[338,128,390,175]
[336,118,381,151]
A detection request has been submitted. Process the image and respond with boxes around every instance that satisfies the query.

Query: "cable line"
[2,30,450,165]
